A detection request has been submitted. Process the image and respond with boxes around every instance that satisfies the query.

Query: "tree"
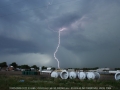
[0,62,7,68]
[31,65,39,69]
[21,65,30,69]
[83,68,89,70]
[115,68,120,70]
[93,67,99,70]
[42,66,47,70]
[17,65,21,68]
[10,62,18,68]
[51,67,56,70]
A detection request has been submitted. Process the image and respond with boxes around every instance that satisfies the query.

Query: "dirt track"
[0,71,22,75]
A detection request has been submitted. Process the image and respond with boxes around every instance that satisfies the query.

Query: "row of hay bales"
[22,71,39,75]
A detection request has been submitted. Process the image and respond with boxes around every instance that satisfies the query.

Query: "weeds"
[0,75,120,90]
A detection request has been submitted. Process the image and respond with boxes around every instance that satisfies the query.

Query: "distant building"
[96,68,110,74]
[68,69,75,72]
[21,69,25,71]
[79,70,83,72]
[47,67,52,70]
[30,68,35,71]
[89,70,97,72]
[41,70,52,73]
[97,68,110,72]
[16,68,21,71]
[8,66,14,71]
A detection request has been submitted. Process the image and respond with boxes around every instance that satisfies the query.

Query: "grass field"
[0,75,120,90]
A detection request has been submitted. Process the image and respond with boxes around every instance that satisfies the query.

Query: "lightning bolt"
[54,28,66,69]
[46,0,67,69]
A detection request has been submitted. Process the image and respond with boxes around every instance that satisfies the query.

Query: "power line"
[0,0,80,18]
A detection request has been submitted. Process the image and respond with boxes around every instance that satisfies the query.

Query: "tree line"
[0,62,55,70]
[1,62,120,70]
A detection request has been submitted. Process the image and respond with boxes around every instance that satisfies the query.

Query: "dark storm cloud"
[0,0,120,68]
[0,35,56,55]
[61,31,95,52]
[50,12,81,29]
[0,36,37,54]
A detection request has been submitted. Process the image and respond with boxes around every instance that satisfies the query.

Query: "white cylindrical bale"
[60,70,69,79]
[87,72,95,80]
[115,72,120,80]
[78,72,86,80]
[69,71,77,79]
[51,71,59,78]
[95,72,100,79]
[87,72,100,80]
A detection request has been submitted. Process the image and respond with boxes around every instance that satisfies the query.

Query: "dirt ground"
[0,71,22,75]
[0,71,115,80]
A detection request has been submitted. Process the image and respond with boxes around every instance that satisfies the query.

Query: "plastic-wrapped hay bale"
[60,70,69,79]
[69,71,77,79]
[51,71,59,78]
[115,72,120,80]
[87,72,100,80]
[78,72,86,80]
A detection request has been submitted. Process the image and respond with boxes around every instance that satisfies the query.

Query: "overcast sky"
[0,0,120,68]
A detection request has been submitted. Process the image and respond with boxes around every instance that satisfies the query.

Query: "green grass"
[0,75,120,90]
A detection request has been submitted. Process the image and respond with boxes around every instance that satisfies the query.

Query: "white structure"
[47,67,51,70]
[50,70,101,80]
[21,69,25,71]
[89,70,97,72]
[109,70,120,80]
[39,67,42,72]
[39,67,52,74]
[60,70,69,79]
[109,71,119,74]
[115,72,120,80]
[16,68,21,71]
[78,72,86,80]
[87,72,100,80]
[79,70,83,72]
[51,71,59,78]
[41,70,52,73]
[97,68,110,72]
[30,68,35,71]
[68,69,75,72]
[69,71,77,79]
[51,70,77,79]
